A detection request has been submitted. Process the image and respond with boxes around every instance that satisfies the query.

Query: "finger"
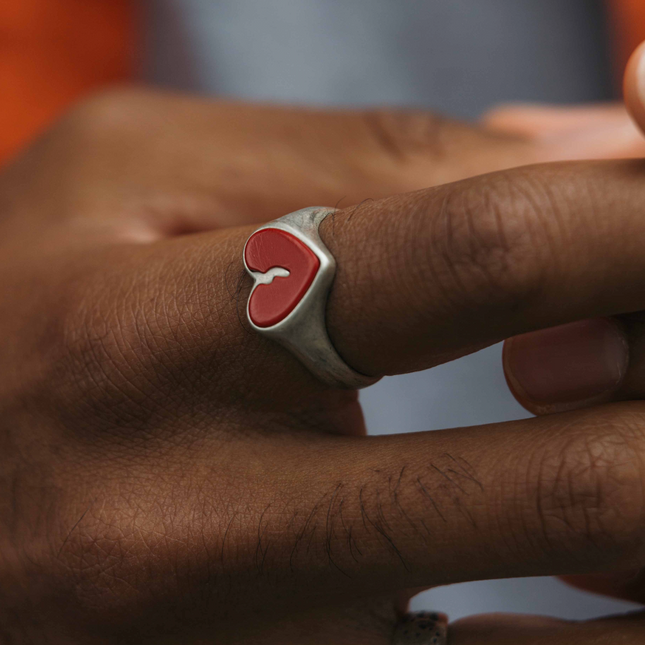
[9,88,643,245]
[320,160,645,378]
[450,611,645,644]
[502,313,645,415]
[485,102,645,159]
[2,89,543,233]
[269,403,645,592]
[450,614,569,645]
[502,318,630,415]
[560,569,645,605]
[485,103,634,137]
[62,158,645,400]
[500,43,645,416]
[64,400,645,610]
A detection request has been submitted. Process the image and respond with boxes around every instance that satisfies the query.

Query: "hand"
[3,72,645,644]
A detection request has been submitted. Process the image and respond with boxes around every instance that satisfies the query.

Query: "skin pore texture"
[5,48,645,645]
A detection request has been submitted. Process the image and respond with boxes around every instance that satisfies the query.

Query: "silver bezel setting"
[243,207,377,389]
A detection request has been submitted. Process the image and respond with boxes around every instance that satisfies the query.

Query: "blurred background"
[4,0,645,622]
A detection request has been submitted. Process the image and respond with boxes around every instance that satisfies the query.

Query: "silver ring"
[243,206,378,389]
[393,612,448,645]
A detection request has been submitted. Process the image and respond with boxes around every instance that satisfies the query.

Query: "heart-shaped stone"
[245,228,320,328]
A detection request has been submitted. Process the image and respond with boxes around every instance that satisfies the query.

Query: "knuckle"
[423,169,558,311]
[56,88,174,162]
[53,482,265,619]
[52,256,227,434]
[362,108,449,161]
[63,87,151,137]
[53,491,180,617]
[4,88,160,195]
[39,269,168,432]
[527,408,645,560]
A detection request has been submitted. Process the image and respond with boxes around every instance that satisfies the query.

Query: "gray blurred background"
[143,0,639,621]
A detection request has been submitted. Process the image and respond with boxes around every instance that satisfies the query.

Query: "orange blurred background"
[0,0,134,165]
[0,0,644,168]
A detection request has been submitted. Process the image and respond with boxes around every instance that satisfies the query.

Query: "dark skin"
[5,50,645,643]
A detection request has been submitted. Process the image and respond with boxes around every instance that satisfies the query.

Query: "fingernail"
[505,319,628,408]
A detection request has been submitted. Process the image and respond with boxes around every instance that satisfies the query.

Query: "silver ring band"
[243,207,378,389]
[393,612,448,645]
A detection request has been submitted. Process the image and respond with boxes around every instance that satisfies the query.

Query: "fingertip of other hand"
[624,41,645,134]
[503,319,629,415]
